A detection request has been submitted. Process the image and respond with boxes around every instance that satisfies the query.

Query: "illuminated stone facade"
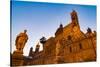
[11,10,96,66]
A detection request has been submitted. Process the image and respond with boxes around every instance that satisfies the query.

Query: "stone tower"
[71,10,80,29]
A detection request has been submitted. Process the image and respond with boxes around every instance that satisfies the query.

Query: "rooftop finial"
[60,22,63,28]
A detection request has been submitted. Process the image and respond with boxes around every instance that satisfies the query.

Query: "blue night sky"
[11,1,96,56]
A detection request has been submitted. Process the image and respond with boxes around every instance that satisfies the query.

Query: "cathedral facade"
[23,10,96,65]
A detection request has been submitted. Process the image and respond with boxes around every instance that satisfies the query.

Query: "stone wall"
[63,36,96,63]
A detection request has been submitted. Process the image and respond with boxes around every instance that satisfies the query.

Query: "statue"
[15,30,28,53]
[40,36,46,44]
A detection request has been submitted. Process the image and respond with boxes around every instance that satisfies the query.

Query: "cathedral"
[11,10,96,66]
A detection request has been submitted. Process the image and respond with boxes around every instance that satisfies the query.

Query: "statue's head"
[24,29,27,33]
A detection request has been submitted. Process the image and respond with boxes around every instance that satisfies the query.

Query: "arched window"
[79,43,82,49]
[69,46,72,52]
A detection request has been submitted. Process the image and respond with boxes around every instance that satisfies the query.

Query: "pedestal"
[11,51,24,66]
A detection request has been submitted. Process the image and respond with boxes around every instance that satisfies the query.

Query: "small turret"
[29,47,33,57]
[87,27,92,33]
[60,23,63,28]
[86,27,93,37]
[55,23,63,37]
[35,43,40,53]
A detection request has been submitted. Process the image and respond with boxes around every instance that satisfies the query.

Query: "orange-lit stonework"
[11,10,96,66]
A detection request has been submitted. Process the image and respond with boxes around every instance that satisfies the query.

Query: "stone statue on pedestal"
[11,30,28,66]
[15,30,28,54]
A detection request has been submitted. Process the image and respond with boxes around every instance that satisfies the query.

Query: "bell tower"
[70,10,80,29]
